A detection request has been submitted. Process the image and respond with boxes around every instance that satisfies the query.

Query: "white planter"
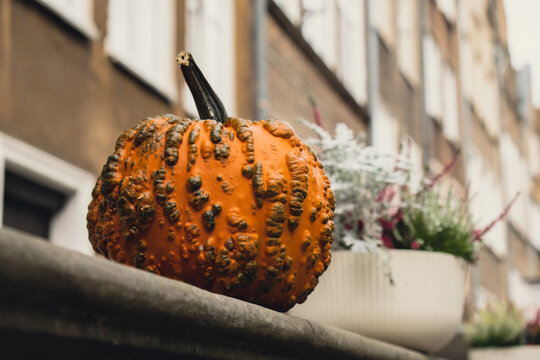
[289,250,468,353]
[469,346,540,360]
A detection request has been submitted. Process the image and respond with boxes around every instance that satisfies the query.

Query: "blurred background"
[0,0,539,319]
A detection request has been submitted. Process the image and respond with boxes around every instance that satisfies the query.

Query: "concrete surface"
[0,227,437,359]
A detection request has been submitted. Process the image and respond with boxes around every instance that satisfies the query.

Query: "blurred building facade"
[0,0,539,313]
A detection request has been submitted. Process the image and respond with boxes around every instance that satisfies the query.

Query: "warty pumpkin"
[87,52,335,311]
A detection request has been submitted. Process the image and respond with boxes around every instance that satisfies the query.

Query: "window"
[499,134,528,236]
[3,170,68,239]
[184,0,235,116]
[371,0,394,47]
[0,133,95,254]
[403,137,423,191]
[336,0,367,104]
[36,0,98,38]
[459,37,473,101]
[466,146,506,257]
[423,34,442,120]
[273,0,302,25]
[273,0,367,105]
[508,267,533,309]
[435,0,456,23]
[528,132,540,176]
[301,0,337,70]
[481,77,500,137]
[372,101,399,153]
[396,0,419,84]
[529,200,540,251]
[442,65,459,143]
[105,0,177,101]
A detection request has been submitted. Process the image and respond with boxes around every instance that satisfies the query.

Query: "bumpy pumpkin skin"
[87,115,335,311]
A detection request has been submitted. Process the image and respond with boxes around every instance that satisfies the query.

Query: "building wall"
[1,0,183,175]
[266,14,367,138]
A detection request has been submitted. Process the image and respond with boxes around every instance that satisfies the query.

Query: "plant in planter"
[381,156,519,262]
[290,120,518,353]
[464,302,540,360]
[465,301,525,348]
[300,121,411,253]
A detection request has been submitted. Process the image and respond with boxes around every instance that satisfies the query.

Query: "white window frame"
[435,0,456,23]
[423,33,443,121]
[274,0,302,25]
[372,100,399,153]
[466,146,507,257]
[442,64,460,143]
[0,133,95,255]
[528,199,540,251]
[36,0,99,39]
[528,132,540,176]
[371,0,394,48]
[396,0,419,85]
[105,0,178,102]
[500,134,528,235]
[301,0,337,70]
[184,0,235,117]
[335,0,367,104]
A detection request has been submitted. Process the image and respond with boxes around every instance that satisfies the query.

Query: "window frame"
[36,0,99,39]
[272,0,368,106]
[442,63,460,143]
[184,0,236,117]
[396,0,419,85]
[105,0,178,102]
[423,33,443,121]
[0,133,95,255]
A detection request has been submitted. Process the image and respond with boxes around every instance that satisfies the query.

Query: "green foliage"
[391,188,477,263]
[465,302,525,348]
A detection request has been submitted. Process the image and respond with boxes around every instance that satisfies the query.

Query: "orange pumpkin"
[87,52,335,311]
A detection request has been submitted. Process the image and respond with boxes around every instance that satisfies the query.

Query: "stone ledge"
[0,228,435,359]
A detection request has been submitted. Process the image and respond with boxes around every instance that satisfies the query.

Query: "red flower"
[379,218,395,231]
[381,234,394,248]
[357,219,364,233]
[411,241,420,249]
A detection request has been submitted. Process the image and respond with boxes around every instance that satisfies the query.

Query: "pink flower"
[423,152,460,191]
[381,235,394,248]
[411,241,420,249]
[309,95,323,128]
[474,192,520,241]
[376,186,395,203]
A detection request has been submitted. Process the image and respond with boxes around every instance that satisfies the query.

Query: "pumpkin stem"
[177,51,228,123]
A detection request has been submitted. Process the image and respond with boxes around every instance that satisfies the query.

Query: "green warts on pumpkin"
[177,51,228,123]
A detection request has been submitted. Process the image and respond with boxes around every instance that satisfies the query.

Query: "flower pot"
[289,250,468,353]
[469,345,540,360]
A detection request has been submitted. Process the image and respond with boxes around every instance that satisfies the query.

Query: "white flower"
[302,120,412,253]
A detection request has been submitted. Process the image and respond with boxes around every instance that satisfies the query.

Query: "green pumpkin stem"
[177,51,228,123]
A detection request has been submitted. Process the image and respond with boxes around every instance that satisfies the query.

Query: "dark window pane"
[3,170,68,239]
